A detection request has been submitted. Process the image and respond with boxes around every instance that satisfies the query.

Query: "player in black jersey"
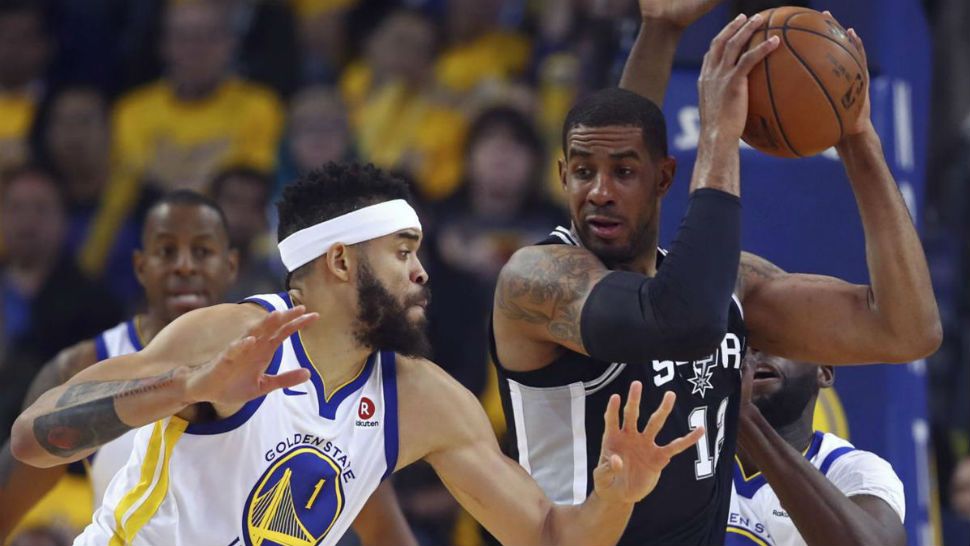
[490,1,941,545]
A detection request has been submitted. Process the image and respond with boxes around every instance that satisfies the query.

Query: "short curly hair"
[277,162,413,281]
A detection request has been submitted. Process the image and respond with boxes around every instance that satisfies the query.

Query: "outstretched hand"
[185,305,319,407]
[593,382,705,504]
[638,0,725,29]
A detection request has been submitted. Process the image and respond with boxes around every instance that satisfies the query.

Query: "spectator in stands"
[209,166,280,302]
[0,1,51,171]
[32,86,151,307]
[277,86,353,195]
[341,8,466,202]
[111,0,283,193]
[0,165,121,442]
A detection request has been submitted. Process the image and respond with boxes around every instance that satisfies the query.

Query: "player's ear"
[133,249,147,285]
[817,366,834,389]
[226,247,240,283]
[325,243,352,282]
[657,155,676,196]
[558,156,567,191]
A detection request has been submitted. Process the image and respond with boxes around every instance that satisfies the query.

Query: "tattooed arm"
[493,245,610,370]
[10,303,317,468]
[0,341,100,539]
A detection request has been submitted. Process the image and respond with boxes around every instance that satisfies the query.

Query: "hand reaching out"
[593,382,705,504]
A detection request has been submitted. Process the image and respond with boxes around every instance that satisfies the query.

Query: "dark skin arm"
[736,30,940,365]
[736,366,906,546]
[0,341,99,541]
[351,480,418,546]
[620,0,725,106]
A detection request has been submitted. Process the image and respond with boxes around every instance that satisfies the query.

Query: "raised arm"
[736,366,906,546]
[403,360,701,546]
[737,30,941,365]
[1,341,100,540]
[10,304,317,468]
[495,15,778,371]
[620,0,724,106]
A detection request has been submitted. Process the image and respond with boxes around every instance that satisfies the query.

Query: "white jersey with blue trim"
[89,320,145,507]
[726,431,905,546]
[74,292,400,546]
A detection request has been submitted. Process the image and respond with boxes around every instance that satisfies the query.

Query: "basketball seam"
[761,9,800,157]
[780,15,844,143]
[761,26,865,72]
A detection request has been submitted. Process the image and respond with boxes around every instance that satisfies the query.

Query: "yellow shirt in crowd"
[0,91,36,170]
[79,78,282,276]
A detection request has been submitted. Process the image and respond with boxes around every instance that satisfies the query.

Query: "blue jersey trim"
[94,334,109,362]
[381,351,399,481]
[184,346,284,435]
[282,292,378,420]
[734,431,825,498]
[240,295,282,313]
[126,320,143,351]
[819,445,856,475]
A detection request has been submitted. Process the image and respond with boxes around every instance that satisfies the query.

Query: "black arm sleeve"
[580,188,741,362]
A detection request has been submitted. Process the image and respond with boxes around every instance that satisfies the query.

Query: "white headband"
[278,199,422,272]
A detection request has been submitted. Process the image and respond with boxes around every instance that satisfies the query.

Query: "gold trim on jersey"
[726,526,770,546]
[108,418,187,546]
[297,331,368,402]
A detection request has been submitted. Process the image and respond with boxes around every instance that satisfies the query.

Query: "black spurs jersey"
[491,226,748,546]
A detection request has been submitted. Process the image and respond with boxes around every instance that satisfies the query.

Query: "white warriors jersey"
[726,431,905,546]
[75,292,400,546]
[88,319,145,506]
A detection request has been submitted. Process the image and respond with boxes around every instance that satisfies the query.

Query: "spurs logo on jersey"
[74,293,400,546]
[651,331,744,398]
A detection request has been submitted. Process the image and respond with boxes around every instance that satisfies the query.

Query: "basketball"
[742,7,868,158]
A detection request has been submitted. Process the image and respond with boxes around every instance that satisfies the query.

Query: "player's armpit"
[738,251,939,364]
[849,495,906,546]
[351,480,418,546]
[494,244,609,356]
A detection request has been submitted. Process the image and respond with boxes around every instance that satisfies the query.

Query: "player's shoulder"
[499,242,604,283]
[817,432,898,478]
[394,355,492,464]
[395,355,475,405]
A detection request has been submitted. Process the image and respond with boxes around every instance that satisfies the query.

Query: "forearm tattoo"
[32,370,178,458]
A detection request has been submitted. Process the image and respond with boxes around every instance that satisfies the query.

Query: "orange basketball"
[742,7,868,158]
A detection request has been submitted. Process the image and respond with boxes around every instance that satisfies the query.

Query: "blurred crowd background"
[0,0,969,545]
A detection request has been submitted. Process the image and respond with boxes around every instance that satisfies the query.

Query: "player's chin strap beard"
[278,199,423,274]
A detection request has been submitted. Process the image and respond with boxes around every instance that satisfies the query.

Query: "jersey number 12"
[689,397,729,479]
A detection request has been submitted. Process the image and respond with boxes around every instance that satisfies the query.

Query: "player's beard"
[353,259,432,358]
[753,371,818,429]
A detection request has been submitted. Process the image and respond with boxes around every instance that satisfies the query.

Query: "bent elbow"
[881,320,943,364]
[9,415,48,468]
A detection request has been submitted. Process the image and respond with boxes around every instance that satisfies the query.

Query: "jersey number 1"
[689,397,728,479]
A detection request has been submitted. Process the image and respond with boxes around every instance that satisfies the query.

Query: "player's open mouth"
[167,291,208,308]
[752,364,781,383]
[586,216,623,239]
